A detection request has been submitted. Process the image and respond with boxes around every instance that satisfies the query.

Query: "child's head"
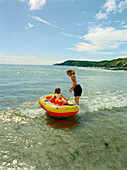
[66,69,76,76]
[55,87,61,94]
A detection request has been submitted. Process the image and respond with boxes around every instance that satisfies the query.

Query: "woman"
[66,69,82,105]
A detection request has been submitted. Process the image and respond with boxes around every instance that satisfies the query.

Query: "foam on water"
[1,90,127,119]
[0,107,46,123]
[18,89,127,118]
[81,90,127,113]
[20,101,39,108]
[20,108,46,118]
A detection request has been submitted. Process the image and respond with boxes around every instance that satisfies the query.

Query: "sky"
[0,0,127,65]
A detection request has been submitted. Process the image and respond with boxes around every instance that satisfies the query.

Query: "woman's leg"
[75,96,80,105]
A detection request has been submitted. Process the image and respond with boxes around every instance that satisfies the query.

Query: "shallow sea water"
[0,65,127,169]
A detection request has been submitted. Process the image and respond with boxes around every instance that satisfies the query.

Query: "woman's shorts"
[73,84,82,97]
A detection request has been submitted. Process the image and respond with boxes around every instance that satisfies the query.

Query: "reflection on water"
[45,114,79,129]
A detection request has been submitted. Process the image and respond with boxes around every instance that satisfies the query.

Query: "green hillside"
[54,58,127,70]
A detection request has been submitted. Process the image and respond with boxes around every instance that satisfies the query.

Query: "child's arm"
[61,94,68,102]
[46,95,54,101]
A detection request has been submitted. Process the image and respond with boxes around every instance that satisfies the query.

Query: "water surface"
[0,65,127,169]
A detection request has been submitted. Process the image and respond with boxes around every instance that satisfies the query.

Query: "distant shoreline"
[54,58,127,71]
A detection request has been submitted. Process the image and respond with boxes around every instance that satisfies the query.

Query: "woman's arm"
[69,75,76,92]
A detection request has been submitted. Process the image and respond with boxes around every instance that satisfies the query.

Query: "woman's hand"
[69,88,73,92]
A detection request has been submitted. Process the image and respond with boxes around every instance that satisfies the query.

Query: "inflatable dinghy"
[38,94,79,117]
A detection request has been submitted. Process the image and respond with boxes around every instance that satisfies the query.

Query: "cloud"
[20,0,46,10]
[29,0,46,10]
[98,52,114,54]
[0,55,38,64]
[119,52,127,54]
[31,16,64,30]
[116,56,127,59]
[82,11,86,15]
[122,25,127,28]
[118,0,127,13]
[69,58,104,61]
[77,22,84,26]
[114,20,121,23]
[60,32,80,39]
[69,27,127,53]
[96,0,117,19]
[104,0,117,13]
[26,22,34,29]
[96,11,108,20]
[0,54,57,65]
[96,0,127,20]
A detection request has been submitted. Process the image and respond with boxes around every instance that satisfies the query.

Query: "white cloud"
[116,56,127,59]
[0,55,37,64]
[98,52,114,54]
[120,21,125,25]
[69,58,104,61]
[96,0,127,20]
[96,0,117,19]
[20,0,46,10]
[82,11,86,15]
[120,24,127,29]
[104,0,117,13]
[119,52,127,54]
[96,11,107,20]
[69,27,127,53]
[31,16,64,30]
[77,22,84,26]
[31,16,58,28]
[28,22,34,28]
[69,42,99,53]
[60,32,80,39]
[0,54,57,65]
[114,20,121,23]
[29,0,46,10]
[118,0,127,12]
[26,22,34,29]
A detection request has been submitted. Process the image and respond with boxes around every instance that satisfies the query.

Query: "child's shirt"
[49,93,63,105]
[49,93,62,101]
[55,93,62,99]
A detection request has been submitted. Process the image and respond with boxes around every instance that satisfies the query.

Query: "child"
[47,87,68,106]
[66,69,82,105]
